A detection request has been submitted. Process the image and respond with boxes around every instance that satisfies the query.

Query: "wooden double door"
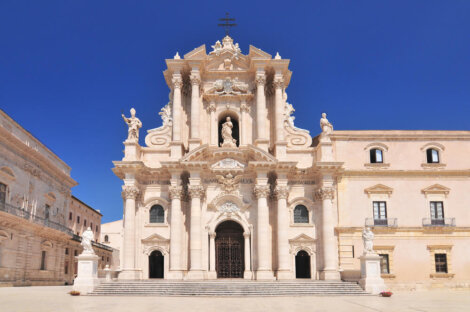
[215,221,244,278]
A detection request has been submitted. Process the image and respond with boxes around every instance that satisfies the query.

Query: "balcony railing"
[72,234,113,252]
[365,218,398,227]
[423,218,455,227]
[0,202,73,236]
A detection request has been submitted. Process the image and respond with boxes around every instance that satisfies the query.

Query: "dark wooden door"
[149,250,164,278]
[216,236,244,278]
[295,250,311,279]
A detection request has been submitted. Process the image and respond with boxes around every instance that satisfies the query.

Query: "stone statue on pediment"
[320,113,333,134]
[81,227,95,255]
[221,117,237,147]
[122,108,142,142]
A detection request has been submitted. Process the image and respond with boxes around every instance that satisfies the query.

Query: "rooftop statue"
[81,227,95,255]
[221,117,237,148]
[122,108,142,142]
[210,36,241,58]
[320,113,333,134]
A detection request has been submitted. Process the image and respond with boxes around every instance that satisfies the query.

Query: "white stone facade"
[112,36,470,287]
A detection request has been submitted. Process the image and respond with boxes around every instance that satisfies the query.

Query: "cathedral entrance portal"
[295,250,311,279]
[215,221,244,278]
[149,250,164,278]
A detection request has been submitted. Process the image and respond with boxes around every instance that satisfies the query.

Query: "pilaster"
[255,71,269,151]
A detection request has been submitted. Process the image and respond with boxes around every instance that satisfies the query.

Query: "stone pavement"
[0,286,469,312]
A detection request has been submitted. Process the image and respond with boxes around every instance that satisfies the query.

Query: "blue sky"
[1,1,469,222]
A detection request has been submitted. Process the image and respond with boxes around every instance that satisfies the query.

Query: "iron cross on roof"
[218,13,237,36]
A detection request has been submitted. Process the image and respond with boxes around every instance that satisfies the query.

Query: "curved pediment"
[181,145,277,164]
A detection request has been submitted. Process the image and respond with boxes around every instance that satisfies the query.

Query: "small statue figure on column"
[362,227,374,254]
[320,113,333,134]
[122,108,142,142]
[221,117,237,147]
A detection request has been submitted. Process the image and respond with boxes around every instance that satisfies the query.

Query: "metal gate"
[216,236,244,278]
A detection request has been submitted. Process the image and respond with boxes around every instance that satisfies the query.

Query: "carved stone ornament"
[168,186,183,200]
[211,158,245,170]
[208,77,249,95]
[122,185,140,200]
[219,201,240,214]
[189,185,205,199]
[190,73,201,86]
[283,101,312,149]
[207,103,217,113]
[216,173,242,194]
[255,73,266,86]
[172,76,183,89]
[274,186,289,200]
[253,185,270,199]
[209,35,241,58]
[314,187,335,201]
[145,102,172,148]
[240,103,250,113]
[273,76,284,89]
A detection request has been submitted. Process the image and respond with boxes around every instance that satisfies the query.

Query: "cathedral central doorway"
[149,250,164,278]
[215,220,244,278]
[295,250,311,278]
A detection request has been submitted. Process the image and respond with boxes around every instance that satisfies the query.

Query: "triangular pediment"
[141,233,169,244]
[289,233,315,243]
[206,53,250,71]
[248,45,272,59]
[183,45,207,59]
[364,184,394,195]
[421,184,450,195]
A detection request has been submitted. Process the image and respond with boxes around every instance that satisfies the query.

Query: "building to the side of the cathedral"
[0,109,113,286]
[111,36,470,289]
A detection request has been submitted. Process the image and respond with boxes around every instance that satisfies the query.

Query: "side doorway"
[149,250,164,278]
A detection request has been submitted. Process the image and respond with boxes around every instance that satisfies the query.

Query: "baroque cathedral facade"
[113,36,470,287]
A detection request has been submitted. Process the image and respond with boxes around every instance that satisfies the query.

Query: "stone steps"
[90,281,369,296]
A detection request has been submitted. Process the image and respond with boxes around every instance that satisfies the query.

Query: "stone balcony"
[422,218,455,227]
[365,218,398,227]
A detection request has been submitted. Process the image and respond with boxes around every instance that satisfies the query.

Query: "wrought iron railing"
[423,218,455,227]
[0,202,73,236]
[365,218,397,227]
[72,234,113,252]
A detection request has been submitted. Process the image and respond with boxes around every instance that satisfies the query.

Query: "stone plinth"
[359,253,386,294]
[73,253,100,294]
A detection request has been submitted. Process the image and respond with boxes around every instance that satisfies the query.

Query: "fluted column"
[275,185,291,279]
[273,75,285,142]
[189,71,201,150]
[119,185,140,280]
[240,101,250,146]
[187,185,205,279]
[243,232,252,279]
[254,184,274,279]
[171,73,183,158]
[315,187,340,280]
[168,186,183,279]
[209,232,216,278]
[208,102,217,146]
[255,71,268,150]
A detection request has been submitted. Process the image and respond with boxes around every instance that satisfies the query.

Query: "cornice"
[331,130,470,141]
[341,169,470,177]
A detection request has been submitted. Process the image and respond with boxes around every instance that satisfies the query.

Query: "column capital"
[190,73,201,86]
[253,185,270,199]
[189,185,205,199]
[209,232,216,239]
[172,76,183,89]
[273,76,284,89]
[240,102,250,113]
[207,102,216,113]
[121,185,139,200]
[274,186,289,200]
[169,186,183,200]
[255,73,266,86]
[314,187,335,201]
[243,232,250,239]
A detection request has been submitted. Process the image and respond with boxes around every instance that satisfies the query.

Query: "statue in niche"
[122,108,142,142]
[221,117,237,147]
[320,112,333,134]
[81,227,95,255]
[362,227,375,254]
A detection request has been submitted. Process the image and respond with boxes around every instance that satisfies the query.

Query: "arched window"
[294,205,309,223]
[370,148,383,163]
[104,235,109,243]
[149,205,164,223]
[426,148,440,163]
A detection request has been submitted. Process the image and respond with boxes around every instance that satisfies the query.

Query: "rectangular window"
[64,261,68,274]
[373,201,387,225]
[65,248,69,255]
[107,257,109,262]
[74,250,78,256]
[90,222,93,230]
[69,212,73,220]
[96,226,99,232]
[40,251,46,270]
[379,254,390,274]
[84,219,87,227]
[370,149,383,163]
[427,149,440,163]
[0,183,6,204]
[77,216,80,224]
[435,253,448,273]
[430,201,444,225]
[44,204,50,220]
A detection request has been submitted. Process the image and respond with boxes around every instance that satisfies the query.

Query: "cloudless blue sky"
[1,1,469,222]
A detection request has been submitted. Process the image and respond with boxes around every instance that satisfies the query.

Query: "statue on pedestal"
[122,108,142,142]
[221,117,237,147]
[320,113,333,134]
[81,227,95,255]
[362,227,375,254]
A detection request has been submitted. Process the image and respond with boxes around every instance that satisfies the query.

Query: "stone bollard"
[104,264,112,282]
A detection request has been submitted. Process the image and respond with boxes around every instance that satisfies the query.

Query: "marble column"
[275,185,291,279]
[273,75,285,142]
[253,184,274,279]
[315,187,340,280]
[255,71,268,150]
[171,73,183,158]
[119,185,140,280]
[240,101,250,146]
[243,232,252,279]
[168,186,183,279]
[208,232,216,279]
[187,185,205,279]
[189,71,201,150]
[208,102,217,146]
